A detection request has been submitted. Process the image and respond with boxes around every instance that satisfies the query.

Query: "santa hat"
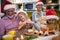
[36,0,44,6]
[17,10,28,16]
[4,4,16,11]
[1,0,12,13]
[0,13,4,16]
[46,10,59,20]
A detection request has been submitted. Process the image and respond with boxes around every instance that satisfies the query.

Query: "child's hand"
[25,20,34,28]
[25,23,34,29]
[43,27,49,31]
[41,25,49,31]
[38,16,46,21]
[38,16,46,24]
[26,19,34,24]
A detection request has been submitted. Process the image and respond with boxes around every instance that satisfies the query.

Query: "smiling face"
[5,8,15,19]
[47,19,56,24]
[36,4,43,11]
[18,12,27,22]
[6,8,15,16]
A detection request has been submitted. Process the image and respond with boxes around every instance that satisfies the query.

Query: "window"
[24,3,33,10]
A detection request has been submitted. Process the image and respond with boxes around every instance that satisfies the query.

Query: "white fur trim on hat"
[17,10,28,16]
[36,2,44,6]
[46,15,59,20]
[4,4,16,10]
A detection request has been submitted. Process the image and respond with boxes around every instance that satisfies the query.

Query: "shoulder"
[0,19,4,22]
[42,11,46,13]
[2,16,8,20]
[42,12,46,16]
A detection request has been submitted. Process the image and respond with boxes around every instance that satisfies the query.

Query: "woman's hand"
[18,19,34,29]
[18,21,27,30]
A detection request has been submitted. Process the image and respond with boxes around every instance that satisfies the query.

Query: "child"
[46,10,59,31]
[17,10,34,30]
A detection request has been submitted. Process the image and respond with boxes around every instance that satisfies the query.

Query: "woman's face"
[6,8,15,18]
[36,4,43,11]
[6,8,15,16]
[47,19,56,24]
[18,13,27,21]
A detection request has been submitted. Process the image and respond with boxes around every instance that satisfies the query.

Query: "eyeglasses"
[37,4,43,6]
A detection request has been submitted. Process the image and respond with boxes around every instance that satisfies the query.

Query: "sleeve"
[42,12,46,16]
[32,12,35,21]
[34,22,41,31]
[0,20,5,40]
[32,12,40,22]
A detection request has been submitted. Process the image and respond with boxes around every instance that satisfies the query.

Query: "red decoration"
[38,0,42,2]
[46,10,57,16]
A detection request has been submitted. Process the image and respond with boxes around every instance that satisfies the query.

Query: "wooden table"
[32,34,58,40]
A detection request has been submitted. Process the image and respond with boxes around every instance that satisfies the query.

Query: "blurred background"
[0,0,60,19]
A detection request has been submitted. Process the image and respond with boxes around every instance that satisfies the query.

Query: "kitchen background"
[1,0,60,19]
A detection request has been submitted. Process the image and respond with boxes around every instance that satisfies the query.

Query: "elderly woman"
[0,4,19,40]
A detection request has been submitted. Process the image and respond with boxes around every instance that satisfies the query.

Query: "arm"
[0,20,5,40]
[34,22,41,31]
[42,12,46,16]
[32,12,35,21]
